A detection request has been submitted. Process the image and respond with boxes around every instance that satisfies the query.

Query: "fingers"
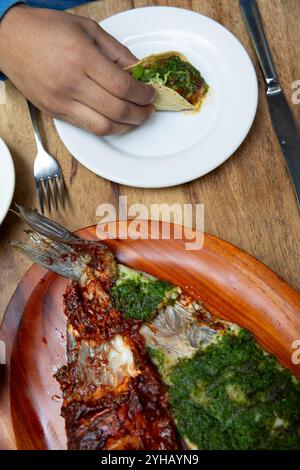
[85,45,156,106]
[76,77,154,125]
[59,101,134,136]
[94,27,137,67]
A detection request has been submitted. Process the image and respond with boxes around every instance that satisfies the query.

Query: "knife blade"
[240,0,300,207]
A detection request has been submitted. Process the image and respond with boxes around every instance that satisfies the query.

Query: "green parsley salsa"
[131,55,208,105]
[149,329,300,449]
[111,265,300,449]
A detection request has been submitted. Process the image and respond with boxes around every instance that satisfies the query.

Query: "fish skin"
[11,208,300,450]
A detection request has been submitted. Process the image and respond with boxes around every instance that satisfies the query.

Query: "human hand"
[0,5,156,135]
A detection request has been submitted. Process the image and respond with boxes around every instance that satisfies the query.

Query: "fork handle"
[27,101,44,153]
[239,0,278,88]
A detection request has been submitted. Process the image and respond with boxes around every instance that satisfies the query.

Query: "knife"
[240,0,300,207]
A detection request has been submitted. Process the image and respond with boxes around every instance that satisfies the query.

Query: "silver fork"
[28,101,65,214]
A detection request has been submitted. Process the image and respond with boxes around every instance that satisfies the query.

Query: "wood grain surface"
[1,222,300,449]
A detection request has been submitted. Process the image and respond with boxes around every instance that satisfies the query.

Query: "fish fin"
[11,206,117,284]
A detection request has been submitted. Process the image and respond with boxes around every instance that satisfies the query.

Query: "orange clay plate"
[0,221,300,450]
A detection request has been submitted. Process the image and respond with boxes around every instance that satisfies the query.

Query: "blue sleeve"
[0,1,90,80]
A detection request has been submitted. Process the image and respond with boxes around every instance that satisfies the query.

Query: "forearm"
[0,1,24,18]
[0,4,28,78]
[0,1,89,80]
[0,1,89,18]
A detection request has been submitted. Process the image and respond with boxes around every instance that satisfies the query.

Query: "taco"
[126,51,209,111]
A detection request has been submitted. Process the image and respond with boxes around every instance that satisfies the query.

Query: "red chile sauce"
[56,243,180,450]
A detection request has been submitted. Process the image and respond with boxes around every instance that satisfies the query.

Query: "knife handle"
[239,0,281,93]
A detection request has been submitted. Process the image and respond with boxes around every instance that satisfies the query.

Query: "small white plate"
[54,6,258,188]
[0,138,15,225]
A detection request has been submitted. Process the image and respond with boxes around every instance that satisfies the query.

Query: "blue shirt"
[0,1,94,79]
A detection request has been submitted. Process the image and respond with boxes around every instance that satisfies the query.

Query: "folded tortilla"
[126,51,209,112]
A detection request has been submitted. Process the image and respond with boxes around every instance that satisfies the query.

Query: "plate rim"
[1,222,299,450]
[0,138,15,225]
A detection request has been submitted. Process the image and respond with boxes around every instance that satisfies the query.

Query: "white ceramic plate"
[54,6,258,188]
[0,138,15,225]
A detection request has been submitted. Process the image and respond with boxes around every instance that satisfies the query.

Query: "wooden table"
[0,0,300,321]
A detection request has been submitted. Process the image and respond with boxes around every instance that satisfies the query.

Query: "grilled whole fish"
[12,207,300,450]
[12,207,180,450]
